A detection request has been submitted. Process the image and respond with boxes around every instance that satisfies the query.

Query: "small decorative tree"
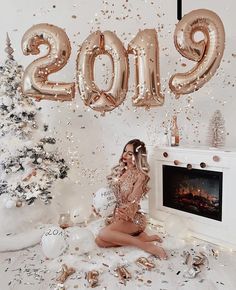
[207,110,226,148]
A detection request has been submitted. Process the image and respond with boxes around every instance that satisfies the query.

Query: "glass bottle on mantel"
[163,129,170,146]
[171,115,180,146]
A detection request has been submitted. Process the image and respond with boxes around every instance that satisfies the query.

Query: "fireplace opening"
[162,165,223,221]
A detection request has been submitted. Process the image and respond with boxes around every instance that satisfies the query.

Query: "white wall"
[0,0,235,198]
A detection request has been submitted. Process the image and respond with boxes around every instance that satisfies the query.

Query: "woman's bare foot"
[138,232,163,243]
[144,243,168,260]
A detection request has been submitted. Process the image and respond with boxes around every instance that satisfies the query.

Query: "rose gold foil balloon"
[77,31,129,113]
[128,29,164,108]
[169,9,225,97]
[21,23,75,101]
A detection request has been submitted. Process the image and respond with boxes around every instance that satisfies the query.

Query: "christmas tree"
[207,110,226,148]
[0,34,69,209]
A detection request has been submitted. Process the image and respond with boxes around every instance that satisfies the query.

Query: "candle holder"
[58,213,72,229]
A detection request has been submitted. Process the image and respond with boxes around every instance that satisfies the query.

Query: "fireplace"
[162,165,222,221]
[149,146,236,249]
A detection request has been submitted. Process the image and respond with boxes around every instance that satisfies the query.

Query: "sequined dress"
[109,166,147,233]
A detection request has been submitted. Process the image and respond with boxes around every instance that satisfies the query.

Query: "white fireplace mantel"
[148,145,236,250]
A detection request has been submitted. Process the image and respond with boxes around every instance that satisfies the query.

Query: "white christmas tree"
[207,110,226,148]
[0,34,69,209]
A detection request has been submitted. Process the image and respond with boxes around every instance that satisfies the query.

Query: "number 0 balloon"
[77,30,129,113]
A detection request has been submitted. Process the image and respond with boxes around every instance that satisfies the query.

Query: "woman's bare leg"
[138,232,163,243]
[95,236,121,248]
[96,221,167,259]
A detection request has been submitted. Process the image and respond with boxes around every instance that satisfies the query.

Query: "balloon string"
[99,34,105,51]
[177,0,182,20]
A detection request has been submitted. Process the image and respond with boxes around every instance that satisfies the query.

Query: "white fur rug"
[0,227,46,252]
[1,218,234,290]
[0,196,57,252]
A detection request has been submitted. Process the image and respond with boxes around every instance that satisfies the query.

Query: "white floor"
[1,218,236,290]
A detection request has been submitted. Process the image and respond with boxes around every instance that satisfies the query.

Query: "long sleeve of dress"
[116,172,147,222]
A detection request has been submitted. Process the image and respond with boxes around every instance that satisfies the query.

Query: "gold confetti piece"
[183,251,191,265]
[115,266,132,284]
[85,270,99,288]
[56,264,75,283]
[102,263,109,267]
[184,266,201,279]
[212,249,219,258]
[136,257,155,270]
[192,256,206,267]
[92,205,101,217]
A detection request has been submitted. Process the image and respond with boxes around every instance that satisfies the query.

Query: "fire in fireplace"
[162,165,223,221]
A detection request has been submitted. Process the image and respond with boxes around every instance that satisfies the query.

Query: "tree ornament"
[0,34,23,97]
[5,33,14,60]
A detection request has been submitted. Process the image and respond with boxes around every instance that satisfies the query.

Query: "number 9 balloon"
[21,23,75,101]
[169,9,225,98]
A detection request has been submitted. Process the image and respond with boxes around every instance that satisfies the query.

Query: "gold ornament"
[22,168,37,182]
[16,200,23,208]
[5,33,14,60]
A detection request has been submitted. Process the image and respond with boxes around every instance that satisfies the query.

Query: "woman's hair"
[107,139,150,194]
